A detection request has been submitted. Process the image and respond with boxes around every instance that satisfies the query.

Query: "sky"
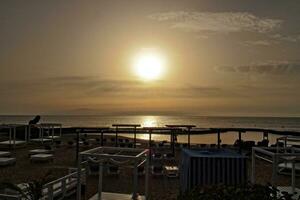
[0,0,299,116]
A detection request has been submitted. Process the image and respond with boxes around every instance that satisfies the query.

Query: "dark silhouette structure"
[28,115,41,125]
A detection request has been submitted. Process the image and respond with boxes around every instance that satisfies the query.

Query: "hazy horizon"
[1,0,299,117]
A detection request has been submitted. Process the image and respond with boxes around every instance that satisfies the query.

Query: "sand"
[0,134,298,200]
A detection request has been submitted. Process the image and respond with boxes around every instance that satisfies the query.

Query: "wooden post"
[145,151,149,200]
[98,161,103,200]
[76,154,82,200]
[171,131,175,155]
[76,129,80,162]
[101,130,104,146]
[251,148,255,183]
[132,160,138,200]
[13,127,16,148]
[238,131,242,153]
[115,126,118,147]
[272,154,277,186]
[134,126,137,148]
[218,129,221,149]
[188,128,191,149]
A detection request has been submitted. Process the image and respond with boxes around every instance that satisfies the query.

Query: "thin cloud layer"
[216,61,300,75]
[148,11,282,33]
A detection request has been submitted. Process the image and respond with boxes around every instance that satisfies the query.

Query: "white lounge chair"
[0,157,16,166]
[30,154,54,163]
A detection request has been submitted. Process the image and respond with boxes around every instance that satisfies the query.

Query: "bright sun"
[133,49,165,81]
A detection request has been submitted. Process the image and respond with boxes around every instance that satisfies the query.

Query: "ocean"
[1,115,300,145]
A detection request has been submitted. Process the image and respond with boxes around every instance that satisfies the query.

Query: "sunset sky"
[0,0,299,116]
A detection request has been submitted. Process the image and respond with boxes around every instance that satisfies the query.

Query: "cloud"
[241,40,273,46]
[271,34,300,42]
[215,61,300,75]
[148,11,282,34]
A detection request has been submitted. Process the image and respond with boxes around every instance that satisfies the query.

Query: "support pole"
[115,126,118,147]
[76,129,80,162]
[13,127,16,148]
[9,128,11,146]
[101,130,104,146]
[134,126,137,148]
[188,128,191,149]
[272,154,277,186]
[238,131,242,153]
[251,148,255,183]
[76,155,82,200]
[171,131,175,155]
[218,130,221,149]
[145,152,149,200]
[98,162,103,200]
[132,160,138,200]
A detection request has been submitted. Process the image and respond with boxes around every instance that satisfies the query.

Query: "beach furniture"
[30,153,54,163]
[0,151,11,157]
[164,165,179,178]
[0,157,16,166]
[0,124,27,148]
[252,146,300,198]
[28,123,62,144]
[151,165,164,176]
[29,149,52,156]
[77,146,149,200]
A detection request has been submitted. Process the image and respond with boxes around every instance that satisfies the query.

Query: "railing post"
[145,151,149,200]
[98,161,103,200]
[272,154,277,186]
[62,178,66,197]
[76,155,82,200]
[48,184,54,200]
[132,159,138,200]
[251,148,255,184]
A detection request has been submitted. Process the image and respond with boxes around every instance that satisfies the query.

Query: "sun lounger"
[0,157,16,166]
[29,149,52,156]
[278,162,300,176]
[164,165,179,178]
[30,154,54,163]
[0,151,11,157]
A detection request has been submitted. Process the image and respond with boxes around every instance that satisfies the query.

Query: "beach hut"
[28,123,62,143]
[77,146,149,200]
[180,148,247,192]
[0,124,28,148]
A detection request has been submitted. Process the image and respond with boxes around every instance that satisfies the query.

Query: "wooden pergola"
[112,124,141,147]
[165,125,196,149]
[77,147,149,200]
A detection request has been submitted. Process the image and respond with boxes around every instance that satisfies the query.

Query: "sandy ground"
[0,134,298,200]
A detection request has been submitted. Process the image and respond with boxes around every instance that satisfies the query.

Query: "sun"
[133,49,166,81]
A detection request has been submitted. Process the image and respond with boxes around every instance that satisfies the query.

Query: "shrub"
[177,183,296,200]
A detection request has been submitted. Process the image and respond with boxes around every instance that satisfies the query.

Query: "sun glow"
[133,49,166,81]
